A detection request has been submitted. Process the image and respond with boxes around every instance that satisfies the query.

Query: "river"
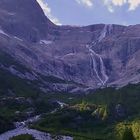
[0,109,73,140]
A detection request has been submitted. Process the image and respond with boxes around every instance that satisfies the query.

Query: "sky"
[36,0,140,26]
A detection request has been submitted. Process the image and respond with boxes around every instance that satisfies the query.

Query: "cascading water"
[98,24,108,42]
[98,24,112,42]
[0,108,73,140]
[87,24,112,86]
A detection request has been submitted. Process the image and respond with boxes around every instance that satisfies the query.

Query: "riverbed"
[0,112,73,140]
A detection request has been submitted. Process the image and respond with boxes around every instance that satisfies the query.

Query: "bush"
[122,128,135,140]
[10,134,35,140]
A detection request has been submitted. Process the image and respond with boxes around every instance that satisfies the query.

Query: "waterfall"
[87,24,112,86]
[98,55,109,85]
[87,46,108,85]
[98,24,108,42]
[90,50,103,84]
[98,24,112,42]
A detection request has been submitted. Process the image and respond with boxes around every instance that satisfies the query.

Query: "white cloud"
[103,0,127,13]
[75,0,140,10]
[111,0,127,6]
[75,0,94,7]
[103,0,140,12]
[107,4,115,12]
[128,0,140,11]
[36,0,61,25]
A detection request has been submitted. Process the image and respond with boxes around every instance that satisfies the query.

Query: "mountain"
[0,0,140,93]
[0,0,54,42]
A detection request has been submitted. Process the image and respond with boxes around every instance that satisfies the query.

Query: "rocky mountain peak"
[0,0,140,93]
[0,0,55,42]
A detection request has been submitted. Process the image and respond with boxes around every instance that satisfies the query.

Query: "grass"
[31,83,140,140]
[1,50,140,139]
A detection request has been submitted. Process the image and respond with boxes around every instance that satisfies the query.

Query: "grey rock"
[0,0,140,92]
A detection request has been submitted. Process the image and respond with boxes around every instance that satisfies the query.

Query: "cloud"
[103,0,127,13]
[110,0,127,6]
[103,0,140,12]
[75,0,140,11]
[107,4,115,12]
[36,0,61,25]
[75,0,94,7]
[128,0,140,11]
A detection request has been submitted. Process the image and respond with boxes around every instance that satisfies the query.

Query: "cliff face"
[0,0,140,93]
[0,0,54,42]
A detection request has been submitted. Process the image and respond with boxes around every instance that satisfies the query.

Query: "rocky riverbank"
[0,106,73,140]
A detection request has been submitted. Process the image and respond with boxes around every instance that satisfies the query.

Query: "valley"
[1,82,140,140]
[0,0,140,139]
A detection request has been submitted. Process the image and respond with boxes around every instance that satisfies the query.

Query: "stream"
[0,108,73,140]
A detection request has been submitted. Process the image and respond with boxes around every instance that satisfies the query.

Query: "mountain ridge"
[0,0,140,93]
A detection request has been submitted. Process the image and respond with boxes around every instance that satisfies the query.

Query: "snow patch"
[40,40,52,45]
[14,36,23,42]
[0,29,9,37]
[7,12,15,16]
[63,53,75,57]
[56,101,67,108]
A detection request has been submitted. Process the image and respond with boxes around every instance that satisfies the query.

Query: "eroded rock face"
[0,0,140,92]
[0,0,54,42]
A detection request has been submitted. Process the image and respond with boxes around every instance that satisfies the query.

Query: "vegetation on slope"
[31,84,140,140]
[10,134,35,140]
[1,51,140,139]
